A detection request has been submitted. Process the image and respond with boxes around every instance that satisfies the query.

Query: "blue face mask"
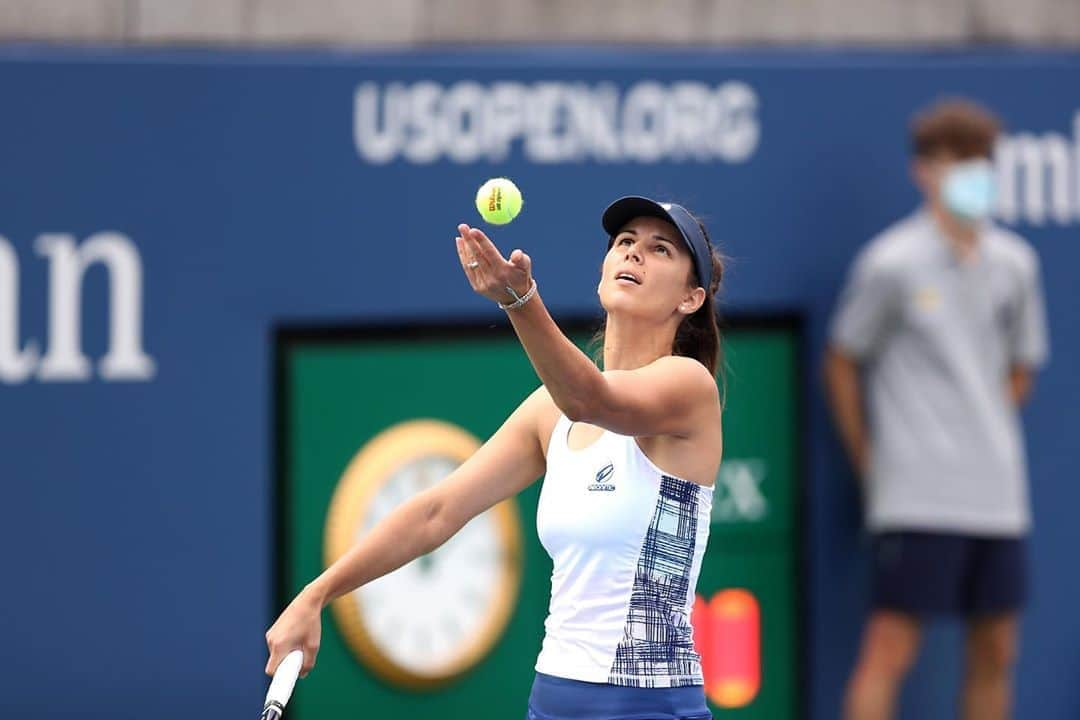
[941,158,996,222]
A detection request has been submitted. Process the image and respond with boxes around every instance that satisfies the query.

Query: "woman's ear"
[679,286,707,315]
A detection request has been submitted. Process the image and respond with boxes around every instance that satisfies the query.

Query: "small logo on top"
[588,462,616,492]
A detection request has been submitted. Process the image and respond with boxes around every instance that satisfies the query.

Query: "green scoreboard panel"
[275,318,801,718]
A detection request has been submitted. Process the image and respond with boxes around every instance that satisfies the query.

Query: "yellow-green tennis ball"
[475,177,523,225]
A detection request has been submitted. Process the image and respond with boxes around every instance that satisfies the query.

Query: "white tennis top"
[535,414,713,688]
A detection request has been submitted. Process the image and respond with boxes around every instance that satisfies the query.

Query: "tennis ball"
[475,177,523,225]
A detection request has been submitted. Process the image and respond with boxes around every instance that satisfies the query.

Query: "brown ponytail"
[672,218,724,376]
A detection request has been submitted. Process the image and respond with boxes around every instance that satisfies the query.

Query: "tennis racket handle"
[265,650,304,708]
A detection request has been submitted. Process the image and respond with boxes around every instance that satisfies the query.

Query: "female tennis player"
[266,196,724,720]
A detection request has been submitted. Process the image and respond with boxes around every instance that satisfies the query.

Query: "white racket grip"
[266,650,304,707]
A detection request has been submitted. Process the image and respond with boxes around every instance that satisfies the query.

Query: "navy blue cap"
[601,196,713,291]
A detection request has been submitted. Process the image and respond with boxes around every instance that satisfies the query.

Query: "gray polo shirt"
[830,209,1049,536]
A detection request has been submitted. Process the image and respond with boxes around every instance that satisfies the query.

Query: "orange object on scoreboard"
[693,589,761,708]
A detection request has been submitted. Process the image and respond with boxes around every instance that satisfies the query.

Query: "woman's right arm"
[265,386,551,677]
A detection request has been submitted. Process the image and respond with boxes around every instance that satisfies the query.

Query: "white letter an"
[35,232,155,382]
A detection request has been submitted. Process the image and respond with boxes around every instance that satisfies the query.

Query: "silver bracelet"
[499,279,538,311]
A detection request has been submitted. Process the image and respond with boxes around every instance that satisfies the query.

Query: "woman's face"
[599,215,701,320]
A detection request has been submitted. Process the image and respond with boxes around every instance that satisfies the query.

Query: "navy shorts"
[872,531,1028,616]
[526,672,711,720]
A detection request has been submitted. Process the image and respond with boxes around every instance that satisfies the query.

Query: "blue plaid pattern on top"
[607,475,705,687]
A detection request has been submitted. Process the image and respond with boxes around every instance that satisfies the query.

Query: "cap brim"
[602,196,681,240]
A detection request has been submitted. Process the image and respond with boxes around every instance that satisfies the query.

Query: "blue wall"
[0,46,1077,718]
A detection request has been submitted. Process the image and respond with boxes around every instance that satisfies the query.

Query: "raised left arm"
[455,223,718,437]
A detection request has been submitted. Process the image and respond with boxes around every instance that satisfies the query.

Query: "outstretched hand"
[456,223,532,305]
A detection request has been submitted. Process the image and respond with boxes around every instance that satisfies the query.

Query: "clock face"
[324,420,522,688]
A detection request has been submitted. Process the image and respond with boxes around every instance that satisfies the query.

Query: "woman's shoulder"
[652,354,716,376]
[524,384,557,411]
[525,386,564,457]
[518,384,560,426]
[650,355,721,404]
[600,354,716,384]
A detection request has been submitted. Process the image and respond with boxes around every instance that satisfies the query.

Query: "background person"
[824,99,1050,720]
